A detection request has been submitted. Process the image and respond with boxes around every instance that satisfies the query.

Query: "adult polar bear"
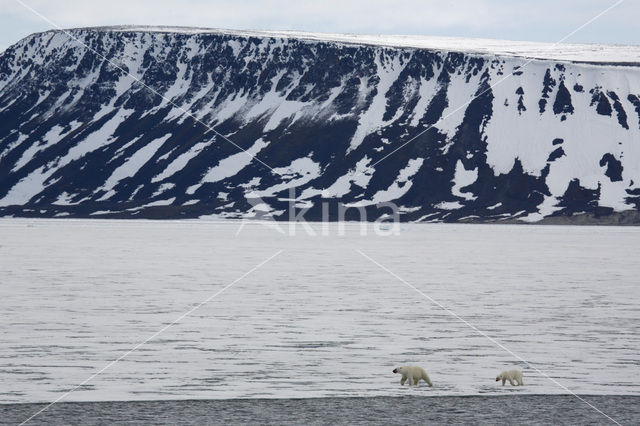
[496,369,524,386]
[393,366,432,387]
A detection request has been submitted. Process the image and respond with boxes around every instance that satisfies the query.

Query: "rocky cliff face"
[1,27,639,222]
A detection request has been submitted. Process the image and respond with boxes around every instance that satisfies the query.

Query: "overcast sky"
[1,0,638,52]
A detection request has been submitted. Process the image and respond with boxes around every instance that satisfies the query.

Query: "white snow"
[483,59,640,218]
[409,76,440,127]
[348,53,407,152]
[239,177,261,190]
[244,71,288,120]
[451,160,478,201]
[214,92,249,124]
[158,61,189,108]
[96,26,640,63]
[126,198,177,210]
[250,157,321,198]
[202,138,269,183]
[137,197,175,208]
[435,201,464,210]
[152,141,210,183]
[0,220,638,402]
[0,166,53,206]
[4,27,640,219]
[413,212,440,222]
[398,206,421,213]
[0,132,28,162]
[262,98,308,132]
[243,71,310,132]
[54,192,78,206]
[152,183,175,197]
[351,158,424,206]
[100,134,171,194]
[12,125,64,171]
[0,109,135,207]
[317,157,375,198]
[437,70,484,146]
[186,184,201,195]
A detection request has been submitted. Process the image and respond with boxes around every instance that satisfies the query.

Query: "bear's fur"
[392,366,432,387]
[496,369,524,386]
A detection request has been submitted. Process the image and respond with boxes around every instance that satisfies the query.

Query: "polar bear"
[496,369,524,386]
[393,366,432,387]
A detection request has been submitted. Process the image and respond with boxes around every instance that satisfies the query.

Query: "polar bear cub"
[496,369,524,386]
[393,366,432,387]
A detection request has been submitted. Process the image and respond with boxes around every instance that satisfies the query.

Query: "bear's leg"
[508,379,516,386]
[518,377,523,386]
[400,376,407,386]
[424,374,433,387]
[502,378,506,386]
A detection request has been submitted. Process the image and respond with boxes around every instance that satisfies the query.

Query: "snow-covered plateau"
[1,27,640,222]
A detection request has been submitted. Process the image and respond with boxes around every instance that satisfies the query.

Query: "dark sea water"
[2,395,638,425]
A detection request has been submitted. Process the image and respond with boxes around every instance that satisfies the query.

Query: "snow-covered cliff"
[1,27,639,222]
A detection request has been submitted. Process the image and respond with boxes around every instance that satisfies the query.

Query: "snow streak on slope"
[349,53,407,152]
[0,27,639,222]
[203,139,269,184]
[353,158,424,206]
[100,134,172,197]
